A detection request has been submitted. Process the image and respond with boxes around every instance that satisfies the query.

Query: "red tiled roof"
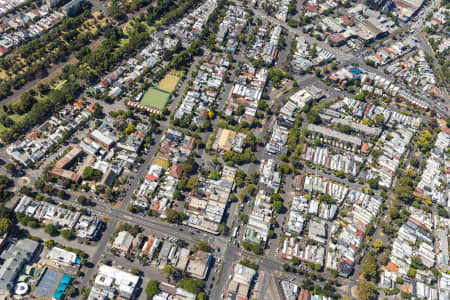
[361,142,370,153]
[431,17,442,25]
[341,16,354,25]
[386,262,399,272]
[168,163,183,179]
[74,100,83,110]
[87,104,96,112]
[0,46,8,55]
[100,78,110,88]
[306,5,319,12]
[145,174,158,181]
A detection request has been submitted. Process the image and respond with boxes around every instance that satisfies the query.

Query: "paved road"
[3,2,443,298]
[81,217,117,286]
[0,1,156,106]
[119,129,164,210]
[252,5,449,119]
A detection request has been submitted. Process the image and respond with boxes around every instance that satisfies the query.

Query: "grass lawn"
[152,157,170,170]
[53,80,67,90]
[123,20,156,35]
[0,92,51,135]
[140,87,170,110]
[9,114,26,123]
[157,74,180,93]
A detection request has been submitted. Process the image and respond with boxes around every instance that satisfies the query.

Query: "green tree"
[411,256,424,269]
[356,279,377,300]
[45,223,59,236]
[238,190,246,202]
[44,239,55,248]
[302,279,314,291]
[235,105,245,116]
[373,239,383,252]
[27,220,39,228]
[279,163,291,174]
[417,130,433,153]
[77,195,91,206]
[368,177,379,189]
[319,194,335,204]
[60,229,75,240]
[218,223,228,235]
[82,166,94,180]
[361,253,378,281]
[108,0,126,21]
[0,218,12,235]
[380,220,395,235]
[307,109,321,124]
[166,208,182,224]
[178,211,186,221]
[130,268,140,275]
[163,265,176,280]
[355,92,366,101]
[145,280,160,297]
[389,206,399,219]
[179,278,204,294]
[241,241,263,255]
[272,201,284,213]
[208,170,221,180]
[125,123,135,134]
[192,241,212,253]
[375,114,384,125]
[5,163,16,175]
[186,177,200,192]
[438,207,449,218]
[240,214,249,224]
[408,267,416,278]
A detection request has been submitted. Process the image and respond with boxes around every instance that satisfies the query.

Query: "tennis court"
[140,87,170,110]
[33,268,62,299]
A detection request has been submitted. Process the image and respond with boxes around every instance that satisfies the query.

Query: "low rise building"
[0,239,39,295]
[227,264,256,299]
[212,128,247,153]
[15,196,80,228]
[112,231,135,253]
[245,191,272,246]
[46,247,80,268]
[307,124,362,149]
[89,119,118,149]
[89,265,139,299]
[259,159,281,193]
[281,281,300,300]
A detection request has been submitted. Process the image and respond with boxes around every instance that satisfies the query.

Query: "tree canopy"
[356,279,377,300]
[179,278,204,295]
[146,280,160,298]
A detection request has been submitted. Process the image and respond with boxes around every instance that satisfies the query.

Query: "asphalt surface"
[0,0,447,298]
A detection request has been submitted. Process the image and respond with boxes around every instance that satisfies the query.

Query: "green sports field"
[140,87,170,110]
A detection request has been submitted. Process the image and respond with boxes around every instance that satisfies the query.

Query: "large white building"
[88,265,139,299]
